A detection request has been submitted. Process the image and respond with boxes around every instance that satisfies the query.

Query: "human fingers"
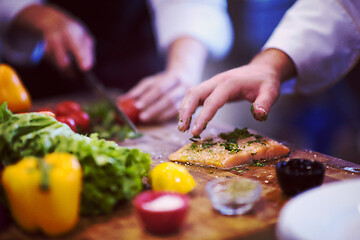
[251,81,280,121]
[125,76,154,101]
[139,84,185,123]
[189,81,233,136]
[134,74,180,110]
[177,78,218,132]
[78,33,94,70]
[65,23,94,70]
[46,33,70,70]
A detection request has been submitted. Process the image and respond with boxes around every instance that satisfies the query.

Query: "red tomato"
[56,116,77,132]
[55,101,83,116]
[70,111,90,133]
[116,97,139,123]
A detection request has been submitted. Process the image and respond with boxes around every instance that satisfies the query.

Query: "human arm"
[264,0,360,94]
[123,0,233,123]
[177,48,296,136]
[2,2,94,71]
[178,0,360,136]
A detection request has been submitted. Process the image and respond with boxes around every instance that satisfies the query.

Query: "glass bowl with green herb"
[206,177,262,215]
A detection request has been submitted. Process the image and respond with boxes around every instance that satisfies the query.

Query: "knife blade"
[81,70,139,134]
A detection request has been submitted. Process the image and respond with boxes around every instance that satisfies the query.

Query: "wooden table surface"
[1,120,359,240]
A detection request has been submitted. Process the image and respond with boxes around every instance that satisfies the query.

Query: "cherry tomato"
[116,97,139,123]
[70,111,90,133]
[55,101,83,116]
[56,116,77,132]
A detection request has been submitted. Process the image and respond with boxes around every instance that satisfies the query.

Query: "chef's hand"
[13,4,94,72]
[178,49,297,136]
[124,37,207,123]
[125,70,191,123]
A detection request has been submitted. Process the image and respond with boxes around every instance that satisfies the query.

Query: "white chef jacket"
[0,0,233,60]
[264,0,360,94]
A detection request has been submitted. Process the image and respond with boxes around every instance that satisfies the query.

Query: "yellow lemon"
[148,162,196,194]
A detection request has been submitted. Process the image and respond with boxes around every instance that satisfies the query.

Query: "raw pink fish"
[169,134,290,169]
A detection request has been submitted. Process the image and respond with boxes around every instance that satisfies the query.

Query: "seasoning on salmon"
[169,128,290,169]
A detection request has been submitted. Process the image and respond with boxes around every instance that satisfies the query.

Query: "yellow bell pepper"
[148,162,196,194]
[0,64,31,112]
[1,152,82,236]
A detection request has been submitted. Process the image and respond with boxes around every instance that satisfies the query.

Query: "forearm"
[166,37,208,85]
[151,0,232,61]
[263,0,360,94]
[250,48,297,83]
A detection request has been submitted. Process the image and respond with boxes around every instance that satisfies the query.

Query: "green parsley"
[220,127,253,142]
[201,138,217,149]
[220,142,241,153]
[218,128,265,153]
[251,160,267,167]
[189,142,198,150]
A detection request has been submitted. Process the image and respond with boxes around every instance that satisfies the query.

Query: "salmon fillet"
[169,128,290,169]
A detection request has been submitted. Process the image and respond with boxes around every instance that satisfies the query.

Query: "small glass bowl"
[206,177,262,216]
[276,158,325,197]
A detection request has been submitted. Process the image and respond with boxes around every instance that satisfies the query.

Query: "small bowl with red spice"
[132,191,190,235]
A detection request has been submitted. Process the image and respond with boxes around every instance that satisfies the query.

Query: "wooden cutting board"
[1,122,359,240]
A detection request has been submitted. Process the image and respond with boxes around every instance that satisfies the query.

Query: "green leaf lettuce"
[0,102,151,215]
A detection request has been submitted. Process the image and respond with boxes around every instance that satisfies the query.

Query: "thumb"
[251,83,279,121]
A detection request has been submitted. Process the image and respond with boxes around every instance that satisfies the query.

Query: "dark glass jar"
[276,159,325,196]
